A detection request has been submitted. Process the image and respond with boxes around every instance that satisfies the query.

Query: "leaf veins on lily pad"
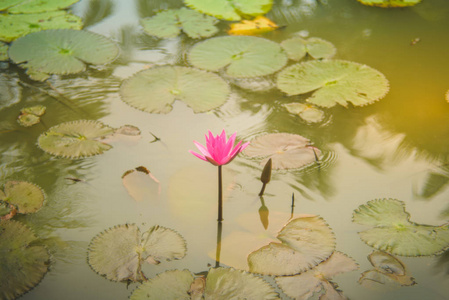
[0,0,79,13]
[275,251,358,300]
[9,29,119,76]
[281,37,336,61]
[37,120,115,158]
[0,11,82,43]
[184,0,274,21]
[140,8,218,39]
[0,220,50,300]
[276,60,389,107]
[243,133,321,170]
[188,36,287,78]
[353,198,449,256]
[248,215,336,276]
[120,66,230,114]
[130,267,279,300]
[0,181,45,214]
[356,0,422,8]
[88,224,186,282]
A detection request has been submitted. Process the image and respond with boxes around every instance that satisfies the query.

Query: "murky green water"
[1,0,449,299]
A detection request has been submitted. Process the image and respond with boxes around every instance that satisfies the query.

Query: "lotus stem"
[215,220,223,268]
[218,165,223,222]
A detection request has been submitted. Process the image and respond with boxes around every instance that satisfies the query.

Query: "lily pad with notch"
[130,267,279,299]
[0,181,45,215]
[0,11,82,43]
[275,251,358,300]
[0,220,50,300]
[0,0,79,13]
[120,66,230,114]
[88,224,187,282]
[276,60,389,107]
[18,105,46,127]
[281,37,336,61]
[140,7,218,39]
[188,36,287,78]
[9,29,119,76]
[356,0,422,7]
[243,133,321,170]
[353,198,449,256]
[248,215,336,276]
[184,0,273,21]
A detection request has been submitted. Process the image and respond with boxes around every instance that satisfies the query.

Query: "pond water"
[1,0,449,299]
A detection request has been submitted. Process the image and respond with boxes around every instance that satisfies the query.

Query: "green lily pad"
[356,0,422,7]
[353,198,449,256]
[275,251,358,300]
[1,181,45,214]
[88,224,186,282]
[276,60,389,107]
[0,0,79,13]
[243,133,321,170]
[120,66,230,114]
[141,7,218,39]
[248,215,336,276]
[9,29,119,75]
[0,42,8,61]
[0,11,82,43]
[131,267,279,300]
[281,37,336,61]
[188,36,288,78]
[18,105,46,127]
[0,220,50,300]
[37,120,115,158]
[283,103,325,123]
[184,0,273,21]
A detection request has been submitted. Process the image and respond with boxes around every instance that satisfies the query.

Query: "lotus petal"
[277,60,389,107]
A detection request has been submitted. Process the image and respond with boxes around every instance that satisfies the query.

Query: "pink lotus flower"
[190,130,249,166]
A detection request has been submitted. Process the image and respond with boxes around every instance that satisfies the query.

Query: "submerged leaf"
[122,166,160,201]
[228,16,278,35]
[9,29,119,74]
[281,37,336,61]
[0,220,50,300]
[243,133,321,170]
[0,11,82,43]
[1,181,45,214]
[37,120,114,158]
[248,215,336,275]
[18,105,46,127]
[188,36,287,78]
[88,224,187,282]
[184,0,274,21]
[1,0,79,13]
[353,199,449,256]
[284,103,325,123]
[141,7,218,39]
[277,60,389,107]
[120,66,229,113]
[356,0,422,7]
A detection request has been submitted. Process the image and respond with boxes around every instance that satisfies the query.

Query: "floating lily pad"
[9,29,119,75]
[0,220,50,300]
[188,36,287,78]
[283,103,325,123]
[37,120,115,158]
[356,0,422,7]
[276,60,389,107]
[122,166,160,202]
[0,0,79,13]
[243,133,321,170]
[353,198,449,256]
[120,66,230,114]
[18,105,46,127]
[281,37,336,61]
[1,181,45,214]
[141,7,218,39]
[0,42,8,60]
[248,215,336,276]
[88,224,186,282]
[0,11,82,43]
[130,267,279,300]
[184,0,273,21]
[275,251,358,300]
